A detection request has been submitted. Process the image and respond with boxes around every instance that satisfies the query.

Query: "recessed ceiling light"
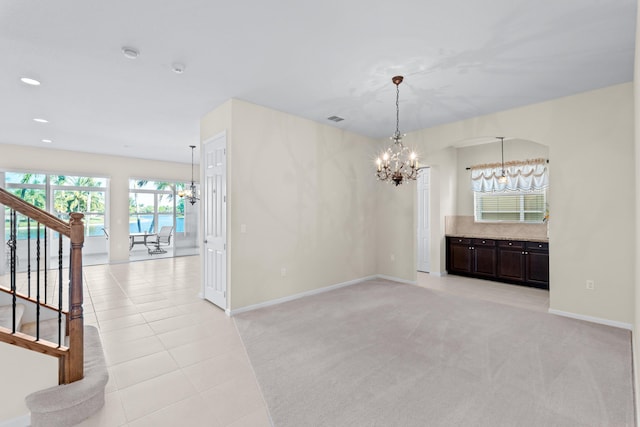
[33,118,49,123]
[121,46,139,59]
[20,77,41,86]
[171,63,186,74]
[42,139,52,143]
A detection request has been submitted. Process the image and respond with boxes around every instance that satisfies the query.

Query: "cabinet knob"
[525,252,529,255]
[522,251,525,255]
[482,240,486,243]
[538,244,542,248]
[459,239,463,242]
[509,242,512,246]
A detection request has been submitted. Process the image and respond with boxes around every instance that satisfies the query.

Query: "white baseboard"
[0,414,30,427]
[228,275,378,316]
[632,334,640,427]
[548,308,632,330]
[376,274,417,285]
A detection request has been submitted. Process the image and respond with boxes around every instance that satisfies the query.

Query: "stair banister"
[63,212,84,383]
[0,187,85,384]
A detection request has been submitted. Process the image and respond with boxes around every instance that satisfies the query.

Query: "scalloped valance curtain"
[470,158,549,193]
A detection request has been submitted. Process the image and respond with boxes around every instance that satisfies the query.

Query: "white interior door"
[203,133,227,309]
[417,168,430,273]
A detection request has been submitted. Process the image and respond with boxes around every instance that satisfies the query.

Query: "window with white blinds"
[474,191,546,223]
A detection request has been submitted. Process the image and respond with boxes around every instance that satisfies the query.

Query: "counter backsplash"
[445,215,548,241]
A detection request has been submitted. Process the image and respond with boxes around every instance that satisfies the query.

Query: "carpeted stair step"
[26,325,109,427]
[0,303,26,332]
[21,318,66,345]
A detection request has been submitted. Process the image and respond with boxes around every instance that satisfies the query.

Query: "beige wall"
[374,145,457,278]
[207,85,634,324]
[201,99,378,310]
[0,144,195,263]
[377,83,635,325]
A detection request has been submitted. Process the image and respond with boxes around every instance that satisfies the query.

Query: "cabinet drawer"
[526,241,548,251]
[450,237,471,245]
[498,240,524,249]
[472,238,495,247]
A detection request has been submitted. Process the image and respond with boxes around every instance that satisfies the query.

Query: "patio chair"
[146,226,173,255]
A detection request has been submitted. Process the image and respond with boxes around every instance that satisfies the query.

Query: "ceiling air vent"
[327,115,344,122]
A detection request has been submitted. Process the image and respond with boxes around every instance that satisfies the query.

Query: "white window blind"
[474,191,546,222]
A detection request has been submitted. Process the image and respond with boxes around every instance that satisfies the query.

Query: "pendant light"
[178,145,199,205]
[498,137,508,184]
[375,76,418,186]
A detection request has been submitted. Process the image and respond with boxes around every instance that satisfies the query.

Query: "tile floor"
[417,271,550,312]
[76,256,272,427]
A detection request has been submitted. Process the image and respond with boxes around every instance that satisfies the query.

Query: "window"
[474,191,546,223]
[128,180,191,234]
[4,172,108,238]
[51,175,107,237]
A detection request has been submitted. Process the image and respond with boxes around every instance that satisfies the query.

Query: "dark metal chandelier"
[375,75,418,186]
[178,145,199,205]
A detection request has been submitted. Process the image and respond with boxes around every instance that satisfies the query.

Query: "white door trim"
[417,167,430,273]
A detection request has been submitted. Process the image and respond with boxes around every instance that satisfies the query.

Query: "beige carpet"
[234,278,634,427]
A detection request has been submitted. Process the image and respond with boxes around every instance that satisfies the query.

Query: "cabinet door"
[473,245,496,278]
[526,251,549,288]
[497,248,525,281]
[449,244,472,273]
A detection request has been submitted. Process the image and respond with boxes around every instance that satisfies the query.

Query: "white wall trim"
[228,275,378,316]
[0,414,30,427]
[632,331,639,427]
[548,308,633,330]
[376,274,418,285]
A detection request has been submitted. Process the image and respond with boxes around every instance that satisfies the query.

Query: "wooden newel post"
[64,212,85,384]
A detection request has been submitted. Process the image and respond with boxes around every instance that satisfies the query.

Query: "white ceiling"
[0,0,635,164]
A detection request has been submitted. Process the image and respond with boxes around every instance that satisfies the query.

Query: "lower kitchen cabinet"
[471,239,497,278]
[497,240,525,282]
[524,241,549,288]
[446,238,497,278]
[446,236,549,289]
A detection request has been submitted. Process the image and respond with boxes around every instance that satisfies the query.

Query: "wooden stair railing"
[0,187,84,384]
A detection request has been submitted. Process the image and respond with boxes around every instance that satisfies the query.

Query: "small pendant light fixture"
[375,76,418,186]
[497,137,508,184]
[178,145,200,205]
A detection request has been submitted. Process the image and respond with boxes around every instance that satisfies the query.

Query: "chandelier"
[497,136,508,184]
[375,75,418,186]
[178,145,199,205]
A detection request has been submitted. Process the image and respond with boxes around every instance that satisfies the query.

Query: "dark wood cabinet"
[446,236,549,289]
[446,238,496,279]
[448,238,472,273]
[524,241,549,288]
[497,240,526,282]
[472,239,496,278]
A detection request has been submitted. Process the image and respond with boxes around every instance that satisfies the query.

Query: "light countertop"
[446,234,549,243]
